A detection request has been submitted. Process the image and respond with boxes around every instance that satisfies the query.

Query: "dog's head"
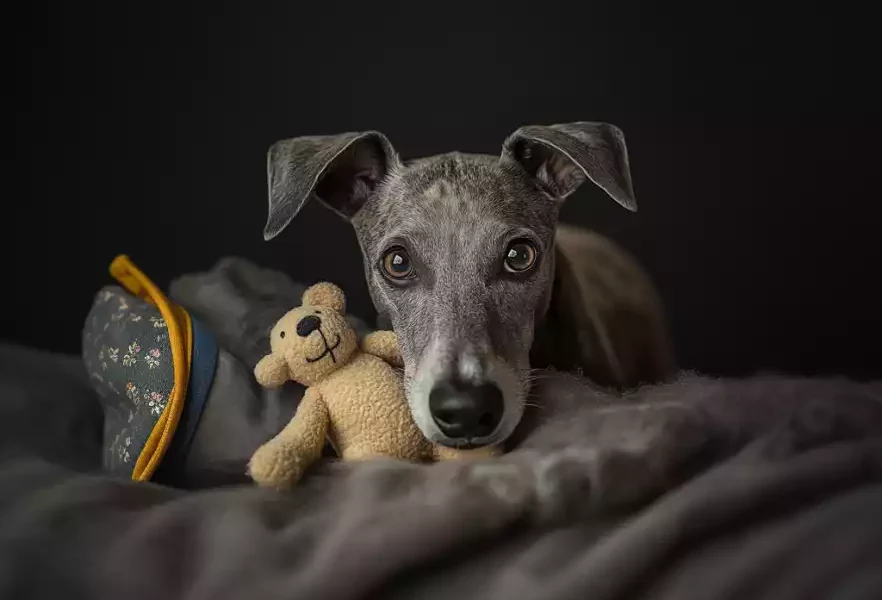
[263,123,636,448]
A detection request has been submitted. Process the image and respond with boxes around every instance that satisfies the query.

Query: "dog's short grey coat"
[263,123,675,447]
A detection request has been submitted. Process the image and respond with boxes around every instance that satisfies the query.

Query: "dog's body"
[537,224,674,389]
[263,123,675,450]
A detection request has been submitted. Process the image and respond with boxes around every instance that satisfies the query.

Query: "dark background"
[7,1,881,378]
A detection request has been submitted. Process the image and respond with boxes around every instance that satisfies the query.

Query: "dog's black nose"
[429,380,504,440]
[296,315,322,337]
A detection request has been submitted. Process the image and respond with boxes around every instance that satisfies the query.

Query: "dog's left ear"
[501,122,637,211]
[264,131,400,240]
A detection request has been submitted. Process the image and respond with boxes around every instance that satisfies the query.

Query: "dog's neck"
[529,245,622,386]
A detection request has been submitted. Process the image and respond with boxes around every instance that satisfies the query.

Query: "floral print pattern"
[122,341,141,366]
[144,348,161,369]
[84,285,176,476]
[125,382,140,405]
[111,297,131,322]
[146,390,167,416]
[116,435,131,463]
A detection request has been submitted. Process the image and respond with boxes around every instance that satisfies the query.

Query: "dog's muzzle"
[428,378,504,445]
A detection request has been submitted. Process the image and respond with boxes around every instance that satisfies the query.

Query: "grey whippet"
[262,122,675,451]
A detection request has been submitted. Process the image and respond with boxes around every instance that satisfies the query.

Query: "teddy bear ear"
[302,282,346,313]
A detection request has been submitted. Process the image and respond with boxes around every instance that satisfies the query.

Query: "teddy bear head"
[267,282,358,386]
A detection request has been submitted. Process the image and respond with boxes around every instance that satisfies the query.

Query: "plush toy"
[248,282,495,489]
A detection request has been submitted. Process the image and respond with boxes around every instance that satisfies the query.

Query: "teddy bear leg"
[249,439,312,489]
[433,445,502,461]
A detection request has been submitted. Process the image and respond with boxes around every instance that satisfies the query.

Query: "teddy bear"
[248,281,496,489]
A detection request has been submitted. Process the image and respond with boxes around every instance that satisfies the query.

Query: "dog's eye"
[503,240,538,273]
[381,247,415,281]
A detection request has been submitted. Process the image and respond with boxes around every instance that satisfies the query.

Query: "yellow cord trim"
[109,255,192,482]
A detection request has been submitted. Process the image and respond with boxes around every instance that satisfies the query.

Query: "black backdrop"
[8,1,881,378]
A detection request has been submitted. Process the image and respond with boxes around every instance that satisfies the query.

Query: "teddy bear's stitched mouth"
[306,331,342,364]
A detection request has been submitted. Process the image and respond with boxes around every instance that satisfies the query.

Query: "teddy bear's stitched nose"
[296,315,322,337]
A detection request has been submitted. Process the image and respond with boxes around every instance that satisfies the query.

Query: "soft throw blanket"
[2,352,881,599]
[1,258,881,599]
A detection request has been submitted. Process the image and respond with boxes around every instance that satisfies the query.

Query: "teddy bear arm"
[249,388,329,488]
[273,387,329,453]
[361,330,403,368]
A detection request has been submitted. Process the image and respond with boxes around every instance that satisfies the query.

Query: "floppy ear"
[501,122,637,211]
[264,131,400,240]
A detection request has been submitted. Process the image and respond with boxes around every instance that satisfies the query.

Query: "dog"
[262,122,675,451]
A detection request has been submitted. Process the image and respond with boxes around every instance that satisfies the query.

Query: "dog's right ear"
[264,131,400,240]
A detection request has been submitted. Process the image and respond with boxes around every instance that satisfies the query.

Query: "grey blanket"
[3,362,882,599]
[2,259,882,599]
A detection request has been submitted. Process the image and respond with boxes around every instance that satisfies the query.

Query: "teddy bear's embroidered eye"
[381,247,415,281]
[279,331,285,339]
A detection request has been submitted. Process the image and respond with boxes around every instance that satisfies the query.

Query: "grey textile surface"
[0,343,103,472]
[2,257,882,598]
[168,256,372,369]
[2,358,882,599]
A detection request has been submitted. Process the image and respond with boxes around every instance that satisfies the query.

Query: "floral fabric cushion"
[82,286,178,475]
